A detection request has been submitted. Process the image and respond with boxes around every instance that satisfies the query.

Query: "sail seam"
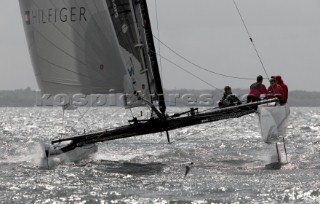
[31,0,120,80]
[32,0,98,65]
[38,55,90,78]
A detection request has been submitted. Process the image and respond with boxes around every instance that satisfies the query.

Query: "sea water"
[0,107,320,203]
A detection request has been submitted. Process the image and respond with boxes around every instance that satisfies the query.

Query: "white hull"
[39,143,98,168]
[257,103,290,143]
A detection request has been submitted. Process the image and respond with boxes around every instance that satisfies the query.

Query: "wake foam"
[0,141,46,166]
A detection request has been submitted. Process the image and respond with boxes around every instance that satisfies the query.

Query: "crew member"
[247,75,268,103]
[274,75,288,104]
[267,78,285,104]
[219,86,242,107]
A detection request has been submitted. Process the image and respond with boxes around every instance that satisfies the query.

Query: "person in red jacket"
[274,75,288,104]
[247,75,268,103]
[267,78,285,104]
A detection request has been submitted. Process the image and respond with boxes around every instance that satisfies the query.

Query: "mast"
[139,0,166,115]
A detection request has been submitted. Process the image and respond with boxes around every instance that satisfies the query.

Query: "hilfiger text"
[25,7,87,25]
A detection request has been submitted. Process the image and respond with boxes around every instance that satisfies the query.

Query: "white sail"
[18,0,159,108]
[258,103,290,143]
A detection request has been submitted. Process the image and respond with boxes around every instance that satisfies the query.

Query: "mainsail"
[19,0,165,112]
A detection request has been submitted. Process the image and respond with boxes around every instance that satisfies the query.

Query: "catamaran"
[18,0,289,166]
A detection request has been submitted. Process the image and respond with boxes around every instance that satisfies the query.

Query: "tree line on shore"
[0,87,319,107]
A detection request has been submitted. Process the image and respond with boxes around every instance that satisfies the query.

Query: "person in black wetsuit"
[218,86,242,108]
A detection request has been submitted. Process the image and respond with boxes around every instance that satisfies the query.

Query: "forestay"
[257,104,290,143]
[19,0,161,108]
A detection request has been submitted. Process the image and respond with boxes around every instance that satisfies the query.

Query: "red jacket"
[248,82,268,99]
[275,76,288,103]
[267,84,285,103]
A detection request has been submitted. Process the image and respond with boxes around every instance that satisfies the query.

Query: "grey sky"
[1,0,320,91]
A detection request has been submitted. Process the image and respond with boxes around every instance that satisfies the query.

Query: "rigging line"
[59,108,65,139]
[66,97,103,135]
[232,0,270,80]
[135,20,253,80]
[109,107,124,117]
[151,50,223,92]
[66,107,123,136]
[154,0,164,80]
[67,107,92,134]
[79,109,91,131]
[129,108,135,119]
[151,35,254,80]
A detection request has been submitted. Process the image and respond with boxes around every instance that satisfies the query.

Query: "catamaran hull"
[258,103,290,143]
[39,144,97,168]
[35,99,280,167]
[51,99,279,153]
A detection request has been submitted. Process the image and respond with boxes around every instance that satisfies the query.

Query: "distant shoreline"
[0,87,319,107]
